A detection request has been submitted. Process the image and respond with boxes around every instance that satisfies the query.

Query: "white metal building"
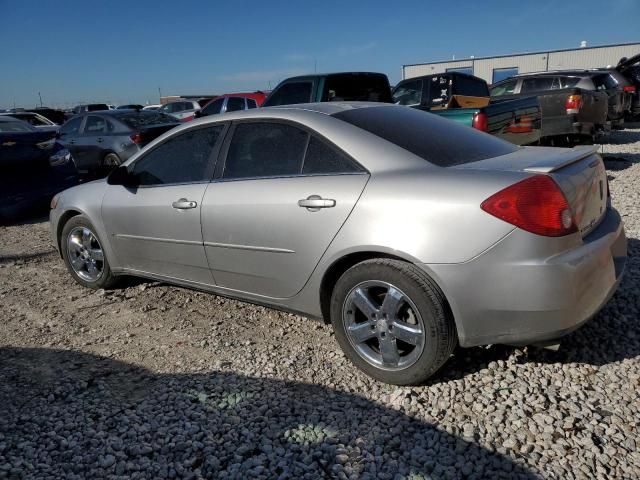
[402,42,640,85]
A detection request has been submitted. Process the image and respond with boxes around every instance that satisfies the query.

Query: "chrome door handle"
[298,195,336,211]
[172,198,197,209]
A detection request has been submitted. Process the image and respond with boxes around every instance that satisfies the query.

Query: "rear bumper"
[422,207,627,347]
[541,116,594,139]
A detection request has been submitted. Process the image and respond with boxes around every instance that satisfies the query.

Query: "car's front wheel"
[61,215,118,289]
[330,259,456,385]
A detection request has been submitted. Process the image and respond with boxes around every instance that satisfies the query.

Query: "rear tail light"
[130,133,143,144]
[565,94,583,115]
[481,175,577,237]
[623,85,636,93]
[472,112,488,132]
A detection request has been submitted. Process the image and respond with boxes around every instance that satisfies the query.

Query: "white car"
[158,100,200,122]
[142,104,161,111]
[0,112,58,131]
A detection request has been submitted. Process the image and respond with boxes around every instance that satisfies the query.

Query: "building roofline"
[402,41,640,68]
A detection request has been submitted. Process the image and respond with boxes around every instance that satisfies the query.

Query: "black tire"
[60,215,118,290]
[330,259,457,385]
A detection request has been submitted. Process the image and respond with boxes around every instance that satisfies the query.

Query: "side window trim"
[128,122,230,188]
[213,118,368,182]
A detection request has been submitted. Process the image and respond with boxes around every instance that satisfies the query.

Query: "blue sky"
[1,0,639,108]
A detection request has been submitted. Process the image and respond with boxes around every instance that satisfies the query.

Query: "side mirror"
[107,166,138,187]
[55,131,62,139]
[194,110,203,118]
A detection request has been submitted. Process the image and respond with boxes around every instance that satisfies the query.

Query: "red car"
[199,92,267,117]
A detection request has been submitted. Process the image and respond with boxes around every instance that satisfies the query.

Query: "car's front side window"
[223,122,308,179]
[84,116,111,134]
[59,117,83,136]
[490,79,517,96]
[131,125,224,186]
[392,80,422,106]
[203,98,224,116]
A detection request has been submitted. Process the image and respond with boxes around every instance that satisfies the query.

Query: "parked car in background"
[0,112,59,131]
[198,92,265,117]
[32,107,67,125]
[142,104,161,111]
[615,53,640,119]
[0,117,77,220]
[72,104,110,115]
[490,72,609,145]
[263,72,392,107]
[56,110,179,176]
[392,72,541,146]
[158,100,200,122]
[117,104,144,110]
[50,102,625,385]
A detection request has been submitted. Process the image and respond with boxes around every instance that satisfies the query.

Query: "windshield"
[116,112,179,129]
[333,106,518,167]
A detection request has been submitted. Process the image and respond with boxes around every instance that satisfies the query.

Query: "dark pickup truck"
[264,71,541,146]
[262,72,392,106]
[392,72,541,146]
[490,73,609,145]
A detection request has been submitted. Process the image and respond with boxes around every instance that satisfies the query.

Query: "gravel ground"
[1,130,639,479]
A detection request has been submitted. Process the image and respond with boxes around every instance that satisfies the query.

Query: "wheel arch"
[318,250,457,333]
[56,209,83,257]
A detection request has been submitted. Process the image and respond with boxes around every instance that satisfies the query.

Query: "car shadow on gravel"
[0,346,540,479]
[600,129,640,145]
[603,154,640,171]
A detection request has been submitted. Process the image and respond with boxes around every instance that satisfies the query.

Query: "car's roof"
[513,69,614,79]
[278,72,388,82]
[268,101,392,116]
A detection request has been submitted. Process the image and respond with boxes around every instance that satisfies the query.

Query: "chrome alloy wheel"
[66,227,105,282]
[342,280,426,371]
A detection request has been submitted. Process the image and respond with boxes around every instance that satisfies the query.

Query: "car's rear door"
[200,120,369,298]
[102,124,226,284]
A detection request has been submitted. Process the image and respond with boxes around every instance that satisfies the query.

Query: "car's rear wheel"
[61,215,117,289]
[330,259,456,385]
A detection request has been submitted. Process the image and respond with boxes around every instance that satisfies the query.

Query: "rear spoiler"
[524,146,598,173]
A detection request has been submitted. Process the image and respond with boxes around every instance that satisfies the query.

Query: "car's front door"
[74,115,113,170]
[201,121,369,298]
[57,116,84,169]
[102,124,226,284]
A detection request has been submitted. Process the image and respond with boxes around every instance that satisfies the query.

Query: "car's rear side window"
[453,75,489,97]
[333,106,518,167]
[302,137,362,175]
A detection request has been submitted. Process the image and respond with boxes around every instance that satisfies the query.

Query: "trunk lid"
[136,124,179,146]
[456,145,608,237]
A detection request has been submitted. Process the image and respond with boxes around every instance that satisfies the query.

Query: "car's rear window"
[116,112,179,129]
[323,74,392,102]
[0,120,35,132]
[87,104,109,111]
[332,106,518,167]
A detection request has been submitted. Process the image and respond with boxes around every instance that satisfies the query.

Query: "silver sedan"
[50,103,627,385]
